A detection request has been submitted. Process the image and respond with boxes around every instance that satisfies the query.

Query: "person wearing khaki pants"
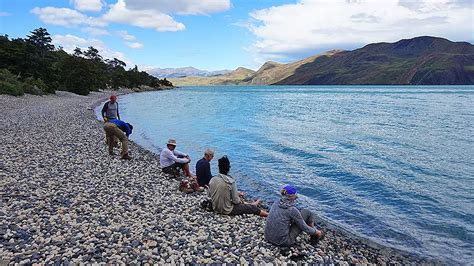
[103,119,133,160]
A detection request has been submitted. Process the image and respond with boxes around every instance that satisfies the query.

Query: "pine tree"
[27,28,54,52]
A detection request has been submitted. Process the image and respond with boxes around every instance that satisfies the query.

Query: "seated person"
[196,148,214,187]
[208,156,268,217]
[264,185,324,247]
[160,138,193,178]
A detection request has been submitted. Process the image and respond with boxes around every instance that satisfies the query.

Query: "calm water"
[105,86,474,263]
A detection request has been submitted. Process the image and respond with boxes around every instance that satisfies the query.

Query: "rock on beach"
[0,90,427,264]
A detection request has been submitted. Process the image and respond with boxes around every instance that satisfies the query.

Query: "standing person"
[196,148,214,187]
[208,156,268,217]
[103,118,133,160]
[101,95,120,121]
[160,139,194,178]
[264,185,324,248]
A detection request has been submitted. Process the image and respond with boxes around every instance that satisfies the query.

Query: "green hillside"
[276,36,474,85]
[245,50,343,85]
[162,36,474,86]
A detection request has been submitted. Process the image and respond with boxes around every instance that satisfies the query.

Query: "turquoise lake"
[108,86,474,263]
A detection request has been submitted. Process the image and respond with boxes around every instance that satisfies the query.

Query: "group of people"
[101,94,325,250]
[101,95,133,160]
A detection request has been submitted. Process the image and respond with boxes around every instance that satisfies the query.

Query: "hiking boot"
[121,154,132,160]
[289,253,306,261]
[280,247,290,256]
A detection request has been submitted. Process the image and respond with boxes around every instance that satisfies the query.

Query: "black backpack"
[200,199,213,212]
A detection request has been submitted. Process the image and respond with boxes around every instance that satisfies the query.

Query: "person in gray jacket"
[101,95,120,121]
[208,156,268,217]
[264,185,324,247]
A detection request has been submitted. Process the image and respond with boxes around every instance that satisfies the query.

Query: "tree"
[161,77,173,87]
[105,58,128,89]
[84,46,103,62]
[0,27,174,96]
[27,28,54,52]
[106,58,126,69]
[73,47,82,57]
[57,55,94,95]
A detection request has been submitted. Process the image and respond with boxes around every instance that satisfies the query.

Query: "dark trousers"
[289,208,314,245]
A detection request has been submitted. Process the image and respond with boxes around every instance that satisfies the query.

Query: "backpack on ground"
[200,199,213,212]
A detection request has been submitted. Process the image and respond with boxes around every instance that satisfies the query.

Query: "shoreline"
[1,90,437,264]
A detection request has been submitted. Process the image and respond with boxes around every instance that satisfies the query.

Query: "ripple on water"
[103,85,474,264]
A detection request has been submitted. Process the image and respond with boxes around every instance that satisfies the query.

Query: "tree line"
[0,27,173,96]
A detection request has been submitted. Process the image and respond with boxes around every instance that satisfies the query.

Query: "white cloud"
[103,0,185,32]
[0,11,10,16]
[125,42,144,49]
[115,30,143,48]
[31,0,231,33]
[82,27,110,36]
[52,34,131,66]
[124,0,231,15]
[116,30,136,41]
[70,0,104,12]
[137,64,156,71]
[31,7,106,27]
[247,0,474,63]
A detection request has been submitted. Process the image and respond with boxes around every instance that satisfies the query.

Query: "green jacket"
[208,173,241,214]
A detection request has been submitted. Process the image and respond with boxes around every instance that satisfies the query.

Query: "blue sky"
[0,0,473,71]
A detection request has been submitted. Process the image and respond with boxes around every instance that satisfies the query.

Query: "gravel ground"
[0,91,434,264]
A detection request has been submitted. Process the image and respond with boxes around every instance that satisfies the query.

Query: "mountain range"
[165,36,474,86]
[146,67,231,78]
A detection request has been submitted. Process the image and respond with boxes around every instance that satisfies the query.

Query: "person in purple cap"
[264,184,324,248]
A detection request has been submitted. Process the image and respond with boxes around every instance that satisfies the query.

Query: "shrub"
[0,68,24,95]
[0,80,23,96]
[23,77,53,95]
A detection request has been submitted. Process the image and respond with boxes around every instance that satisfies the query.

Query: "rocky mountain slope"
[276,36,474,85]
[166,36,474,86]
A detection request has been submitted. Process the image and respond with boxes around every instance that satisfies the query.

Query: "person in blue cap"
[103,118,133,160]
[264,184,324,248]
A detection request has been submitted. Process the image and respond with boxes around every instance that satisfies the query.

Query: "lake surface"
[107,86,474,263]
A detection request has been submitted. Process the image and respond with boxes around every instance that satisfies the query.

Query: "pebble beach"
[0,90,433,264]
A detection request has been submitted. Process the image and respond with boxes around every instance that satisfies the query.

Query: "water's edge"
[93,90,441,264]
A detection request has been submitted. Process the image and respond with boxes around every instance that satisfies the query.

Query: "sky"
[0,0,473,71]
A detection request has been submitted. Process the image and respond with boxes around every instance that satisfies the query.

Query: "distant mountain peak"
[257,61,281,72]
[147,66,231,78]
[276,36,474,85]
[231,67,255,77]
[168,36,473,86]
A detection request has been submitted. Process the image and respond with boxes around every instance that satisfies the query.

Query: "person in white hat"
[160,138,194,178]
